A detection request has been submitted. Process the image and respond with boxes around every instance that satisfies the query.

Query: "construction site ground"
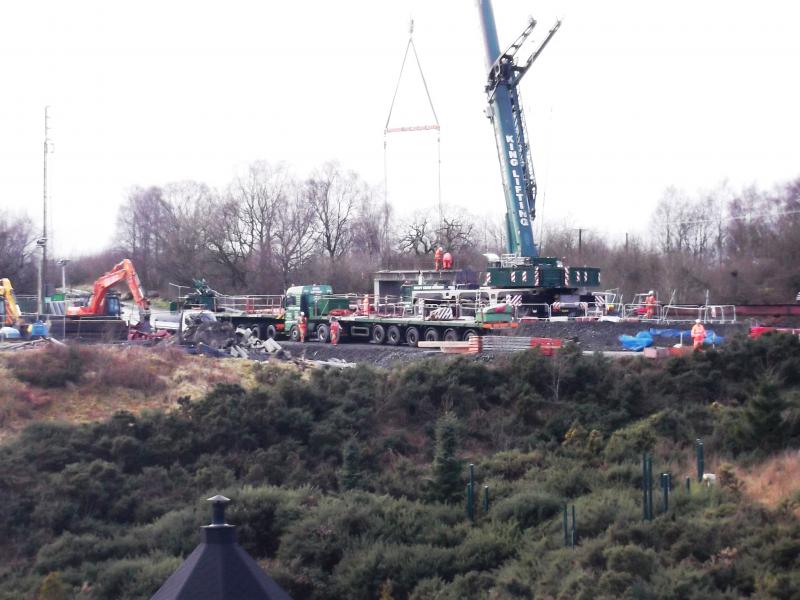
[273,320,750,367]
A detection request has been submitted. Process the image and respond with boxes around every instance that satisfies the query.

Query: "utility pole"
[39,106,53,316]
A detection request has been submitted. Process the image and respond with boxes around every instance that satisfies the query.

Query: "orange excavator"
[67,259,151,330]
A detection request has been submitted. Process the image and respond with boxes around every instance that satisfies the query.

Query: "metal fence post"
[646,454,653,521]
[696,439,704,482]
[571,505,577,548]
[642,454,648,520]
[483,485,490,513]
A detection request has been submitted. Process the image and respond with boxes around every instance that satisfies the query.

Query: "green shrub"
[604,415,659,462]
[603,544,657,580]
[430,414,464,503]
[492,491,561,529]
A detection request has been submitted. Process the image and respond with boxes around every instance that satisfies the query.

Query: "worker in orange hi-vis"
[644,290,657,319]
[434,246,443,271]
[298,312,307,343]
[442,251,453,270]
[330,317,340,346]
[691,318,706,350]
[362,295,370,314]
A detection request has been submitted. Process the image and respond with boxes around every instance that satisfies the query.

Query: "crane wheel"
[317,323,330,343]
[443,329,459,343]
[405,326,420,347]
[372,324,387,344]
[462,329,479,341]
[424,328,440,342]
[386,325,402,346]
[265,324,277,340]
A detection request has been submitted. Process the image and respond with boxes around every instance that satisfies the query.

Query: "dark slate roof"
[150,496,292,600]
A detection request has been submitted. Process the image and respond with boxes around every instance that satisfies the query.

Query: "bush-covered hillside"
[1,335,800,599]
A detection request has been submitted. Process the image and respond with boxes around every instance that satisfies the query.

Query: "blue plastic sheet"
[647,328,725,345]
[648,328,690,338]
[619,331,654,351]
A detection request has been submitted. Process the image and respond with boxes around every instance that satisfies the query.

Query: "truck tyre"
[290,325,301,342]
[443,328,459,342]
[405,326,420,347]
[386,325,402,346]
[424,327,440,342]
[372,324,387,344]
[462,329,479,341]
[265,324,277,340]
[317,323,330,343]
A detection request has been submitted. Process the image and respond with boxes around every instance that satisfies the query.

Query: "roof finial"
[207,494,230,526]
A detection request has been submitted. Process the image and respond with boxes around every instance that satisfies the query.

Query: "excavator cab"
[105,293,122,317]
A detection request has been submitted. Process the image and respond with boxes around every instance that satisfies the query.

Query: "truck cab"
[283,284,351,341]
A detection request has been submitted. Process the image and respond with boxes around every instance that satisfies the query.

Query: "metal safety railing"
[214,294,284,315]
[662,304,737,324]
[621,302,664,322]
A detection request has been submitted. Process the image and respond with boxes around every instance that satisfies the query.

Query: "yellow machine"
[0,278,22,326]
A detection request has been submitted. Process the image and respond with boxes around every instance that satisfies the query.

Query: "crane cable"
[383,19,442,228]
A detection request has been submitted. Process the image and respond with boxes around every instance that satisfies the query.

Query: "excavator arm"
[67,259,151,326]
[0,278,22,326]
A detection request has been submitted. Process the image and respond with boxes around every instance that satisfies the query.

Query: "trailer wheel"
[424,327,440,342]
[386,325,402,346]
[372,324,387,344]
[289,325,301,342]
[265,324,277,340]
[317,323,330,343]
[462,329,479,341]
[443,328,459,343]
[405,326,420,347]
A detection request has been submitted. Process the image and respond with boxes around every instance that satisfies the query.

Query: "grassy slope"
[0,336,799,599]
[0,345,257,441]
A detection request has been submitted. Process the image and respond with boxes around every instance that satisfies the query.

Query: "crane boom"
[477,0,560,259]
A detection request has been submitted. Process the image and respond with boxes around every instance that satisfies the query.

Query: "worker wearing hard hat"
[691,319,706,350]
[434,247,443,271]
[330,316,340,346]
[298,312,307,343]
[644,290,657,320]
[442,251,453,270]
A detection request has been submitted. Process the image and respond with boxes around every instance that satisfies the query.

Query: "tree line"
[2,162,798,303]
[543,177,800,303]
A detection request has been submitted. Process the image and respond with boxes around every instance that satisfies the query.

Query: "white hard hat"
[695,319,701,323]
[649,290,654,295]
[300,311,304,316]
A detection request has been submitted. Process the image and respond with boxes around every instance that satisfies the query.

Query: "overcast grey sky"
[1,0,798,257]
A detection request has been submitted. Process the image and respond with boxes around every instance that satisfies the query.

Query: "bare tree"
[0,211,36,289]
[160,181,214,284]
[397,213,437,256]
[273,185,317,288]
[205,195,254,288]
[234,161,290,282]
[307,162,363,262]
[436,212,475,254]
[116,186,171,287]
